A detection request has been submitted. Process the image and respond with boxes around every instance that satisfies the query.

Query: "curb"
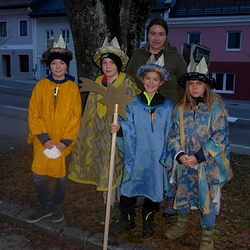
[0,200,154,250]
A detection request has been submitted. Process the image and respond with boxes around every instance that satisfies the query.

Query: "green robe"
[68,72,140,191]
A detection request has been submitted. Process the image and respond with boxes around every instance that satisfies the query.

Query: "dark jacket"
[126,42,187,105]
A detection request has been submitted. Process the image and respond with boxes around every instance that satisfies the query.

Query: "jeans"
[32,153,71,205]
[179,203,216,227]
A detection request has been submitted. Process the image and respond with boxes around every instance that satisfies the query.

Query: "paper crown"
[137,63,171,84]
[136,53,170,84]
[42,35,73,61]
[93,37,129,70]
[187,56,208,74]
[146,53,164,67]
[179,57,216,89]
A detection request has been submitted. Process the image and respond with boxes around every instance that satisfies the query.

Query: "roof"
[29,0,66,17]
[170,0,250,17]
[0,0,66,17]
[152,0,176,12]
[0,0,34,8]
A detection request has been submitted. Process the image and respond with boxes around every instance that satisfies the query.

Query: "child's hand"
[179,155,198,167]
[186,155,198,167]
[179,154,190,167]
[43,140,55,149]
[110,123,120,134]
[57,142,67,151]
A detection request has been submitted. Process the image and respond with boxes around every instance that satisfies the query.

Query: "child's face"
[187,80,206,98]
[142,71,164,97]
[50,59,67,80]
[101,58,118,78]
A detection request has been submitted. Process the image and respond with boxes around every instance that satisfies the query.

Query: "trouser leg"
[32,173,52,205]
[200,203,216,250]
[53,153,71,205]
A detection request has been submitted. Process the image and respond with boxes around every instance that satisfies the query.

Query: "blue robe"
[118,93,173,202]
[168,101,233,214]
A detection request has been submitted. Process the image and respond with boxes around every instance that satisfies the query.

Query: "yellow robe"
[27,78,82,178]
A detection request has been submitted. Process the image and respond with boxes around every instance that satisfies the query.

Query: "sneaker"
[52,204,64,223]
[135,196,145,208]
[25,203,53,223]
[99,206,118,226]
[163,197,176,219]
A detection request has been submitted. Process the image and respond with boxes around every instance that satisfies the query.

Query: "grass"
[0,146,249,249]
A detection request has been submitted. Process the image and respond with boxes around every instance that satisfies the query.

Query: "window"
[45,30,54,46]
[212,72,235,94]
[0,21,7,36]
[61,29,69,44]
[20,20,27,36]
[188,32,201,44]
[227,31,241,50]
[19,55,29,72]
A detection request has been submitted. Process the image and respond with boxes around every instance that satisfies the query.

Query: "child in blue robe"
[110,63,173,238]
[164,70,233,249]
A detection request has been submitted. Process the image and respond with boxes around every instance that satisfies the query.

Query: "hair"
[146,18,169,36]
[175,81,228,116]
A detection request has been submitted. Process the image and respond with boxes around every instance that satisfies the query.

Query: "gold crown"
[42,35,73,61]
[93,37,129,70]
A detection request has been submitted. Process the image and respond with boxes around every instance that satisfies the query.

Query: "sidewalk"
[0,200,152,250]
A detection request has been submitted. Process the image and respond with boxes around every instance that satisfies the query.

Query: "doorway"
[2,54,11,77]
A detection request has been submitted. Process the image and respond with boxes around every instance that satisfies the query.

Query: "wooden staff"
[103,104,118,250]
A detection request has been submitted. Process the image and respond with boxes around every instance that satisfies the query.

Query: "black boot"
[142,211,155,238]
[109,213,136,236]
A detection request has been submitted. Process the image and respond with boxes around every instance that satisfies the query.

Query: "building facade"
[0,1,34,79]
[1,0,250,101]
[0,0,77,81]
[166,0,250,101]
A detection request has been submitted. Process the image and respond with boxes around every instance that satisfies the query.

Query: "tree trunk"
[64,0,157,79]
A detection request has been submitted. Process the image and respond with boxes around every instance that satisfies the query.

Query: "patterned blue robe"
[168,102,233,214]
[117,93,173,202]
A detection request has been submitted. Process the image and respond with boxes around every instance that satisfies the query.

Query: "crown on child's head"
[42,35,73,61]
[146,54,164,67]
[137,53,170,84]
[93,36,128,70]
[179,57,216,89]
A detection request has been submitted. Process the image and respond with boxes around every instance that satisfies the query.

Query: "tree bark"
[64,0,157,79]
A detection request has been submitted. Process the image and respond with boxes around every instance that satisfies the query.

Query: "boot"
[199,226,214,250]
[164,213,189,240]
[99,206,118,226]
[109,213,136,236]
[163,197,176,219]
[142,211,155,238]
